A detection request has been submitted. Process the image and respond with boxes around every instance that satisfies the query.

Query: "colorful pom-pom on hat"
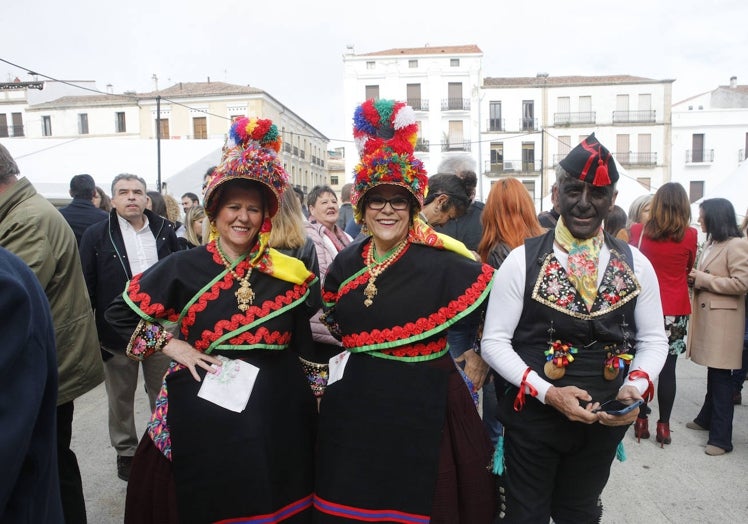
[204,117,288,219]
[351,99,427,221]
[559,133,619,187]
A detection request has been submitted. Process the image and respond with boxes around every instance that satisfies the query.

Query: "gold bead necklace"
[363,238,408,307]
[216,239,255,312]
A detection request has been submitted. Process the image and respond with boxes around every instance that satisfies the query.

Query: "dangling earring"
[209,221,219,242]
[360,221,370,235]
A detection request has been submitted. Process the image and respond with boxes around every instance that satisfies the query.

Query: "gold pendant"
[235,280,255,312]
[363,279,377,307]
[544,360,565,380]
[603,366,619,381]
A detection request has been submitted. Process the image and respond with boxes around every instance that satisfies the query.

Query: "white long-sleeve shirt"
[481,241,668,403]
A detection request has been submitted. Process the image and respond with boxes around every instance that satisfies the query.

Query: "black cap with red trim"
[559,133,619,187]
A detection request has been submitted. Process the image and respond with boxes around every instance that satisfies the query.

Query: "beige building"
[20,81,329,192]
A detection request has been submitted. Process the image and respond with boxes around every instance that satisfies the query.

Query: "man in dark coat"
[0,246,64,523]
[0,143,103,524]
[79,173,179,482]
[58,174,108,245]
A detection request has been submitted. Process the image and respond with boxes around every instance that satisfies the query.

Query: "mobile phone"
[592,398,643,415]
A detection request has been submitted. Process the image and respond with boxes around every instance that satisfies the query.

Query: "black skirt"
[314,353,496,523]
[125,350,316,524]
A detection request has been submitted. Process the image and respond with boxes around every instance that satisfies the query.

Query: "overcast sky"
[4,0,746,147]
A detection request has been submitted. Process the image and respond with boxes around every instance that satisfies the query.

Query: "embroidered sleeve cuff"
[126,319,174,361]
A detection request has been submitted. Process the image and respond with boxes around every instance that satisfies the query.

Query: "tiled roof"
[137,81,264,99]
[26,82,265,109]
[28,94,137,110]
[483,75,672,87]
[360,44,482,56]
[716,85,748,94]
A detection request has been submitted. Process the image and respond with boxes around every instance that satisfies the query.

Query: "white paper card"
[197,356,259,413]
[327,350,351,386]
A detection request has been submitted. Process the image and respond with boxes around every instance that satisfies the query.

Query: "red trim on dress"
[340,264,494,348]
[127,273,179,321]
[378,338,447,357]
[194,285,308,351]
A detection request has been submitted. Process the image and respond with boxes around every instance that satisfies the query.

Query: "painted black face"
[557,177,616,239]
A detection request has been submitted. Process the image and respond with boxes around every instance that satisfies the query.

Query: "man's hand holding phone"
[594,385,643,426]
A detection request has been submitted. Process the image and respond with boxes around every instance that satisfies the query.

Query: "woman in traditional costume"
[106,117,318,523]
[313,99,497,523]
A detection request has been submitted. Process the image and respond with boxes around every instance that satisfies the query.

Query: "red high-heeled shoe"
[656,421,671,447]
[634,417,650,442]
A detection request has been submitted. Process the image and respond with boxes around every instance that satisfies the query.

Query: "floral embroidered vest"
[513,231,640,401]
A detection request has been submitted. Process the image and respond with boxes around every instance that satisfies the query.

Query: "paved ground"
[74,356,747,523]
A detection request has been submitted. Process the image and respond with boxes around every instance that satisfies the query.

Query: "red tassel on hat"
[593,158,611,186]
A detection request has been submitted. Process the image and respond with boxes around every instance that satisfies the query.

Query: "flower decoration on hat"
[559,133,619,187]
[351,99,427,221]
[204,117,288,220]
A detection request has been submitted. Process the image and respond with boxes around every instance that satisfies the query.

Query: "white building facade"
[671,77,748,203]
[342,45,483,184]
[480,75,673,207]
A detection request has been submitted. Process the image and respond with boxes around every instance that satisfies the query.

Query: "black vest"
[512,231,640,401]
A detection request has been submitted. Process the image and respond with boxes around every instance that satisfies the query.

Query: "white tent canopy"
[1,138,223,200]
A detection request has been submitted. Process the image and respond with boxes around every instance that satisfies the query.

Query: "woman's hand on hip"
[163,339,222,382]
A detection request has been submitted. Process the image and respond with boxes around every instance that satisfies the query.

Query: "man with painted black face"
[481,134,668,523]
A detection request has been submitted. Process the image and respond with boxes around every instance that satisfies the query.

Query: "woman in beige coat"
[686,198,748,455]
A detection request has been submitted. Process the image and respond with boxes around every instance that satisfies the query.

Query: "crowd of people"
[1,99,747,523]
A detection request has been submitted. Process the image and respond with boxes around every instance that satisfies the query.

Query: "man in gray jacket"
[0,143,103,524]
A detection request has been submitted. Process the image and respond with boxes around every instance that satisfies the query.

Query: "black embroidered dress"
[106,240,318,524]
[314,238,497,523]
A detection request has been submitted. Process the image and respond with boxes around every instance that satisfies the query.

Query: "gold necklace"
[216,239,255,312]
[363,239,408,307]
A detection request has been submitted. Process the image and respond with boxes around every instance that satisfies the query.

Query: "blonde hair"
[184,206,206,246]
[163,193,182,224]
[269,189,307,250]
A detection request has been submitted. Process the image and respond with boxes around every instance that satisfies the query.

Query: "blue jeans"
[695,367,735,452]
[730,323,748,392]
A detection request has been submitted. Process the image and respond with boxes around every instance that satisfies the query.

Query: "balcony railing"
[553,112,596,126]
[283,142,292,154]
[612,110,656,123]
[441,140,471,152]
[0,125,24,137]
[407,98,429,111]
[299,150,305,160]
[616,152,658,166]
[441,98,471,111]
[485,159,541,175]
[293,146,299,156]
[520,117,538,131]
[414,139,430,152]
[685,149,714,163]
[486,118,505,132]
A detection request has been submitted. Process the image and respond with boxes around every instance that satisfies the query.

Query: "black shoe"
[117,455,133,481]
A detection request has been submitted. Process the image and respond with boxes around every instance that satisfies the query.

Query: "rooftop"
[360,44,482,57]
[484,74,673,87]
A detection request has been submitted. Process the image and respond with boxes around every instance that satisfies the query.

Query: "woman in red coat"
[629,183,697,445]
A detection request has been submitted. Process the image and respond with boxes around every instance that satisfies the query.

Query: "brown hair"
[477,177,545,263]
[643,182,691,242]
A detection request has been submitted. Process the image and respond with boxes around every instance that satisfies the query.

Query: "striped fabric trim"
[215,494,313,523]
[313,494,429,523]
